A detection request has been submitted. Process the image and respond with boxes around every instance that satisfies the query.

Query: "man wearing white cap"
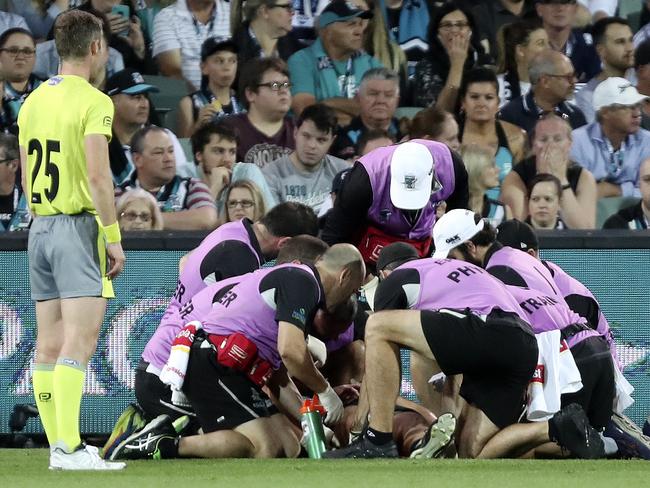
[570,77,650,198]
[322,139,468,266]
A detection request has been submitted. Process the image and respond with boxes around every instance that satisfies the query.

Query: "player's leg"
[477,421,549,459]
[409,351,443,414]
[364,310,435,433]
[457,403,500,458]
[324,310,437,458]
[54,297,106,452]
[51,215,113,453]
[29,217,64,448]
[178,413,300,459]
[33,299,64,446]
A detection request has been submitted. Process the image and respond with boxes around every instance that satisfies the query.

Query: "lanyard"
[317,54,356,97]
[200,88,241,115]
[191,5,216,36]
[604,138,626,178]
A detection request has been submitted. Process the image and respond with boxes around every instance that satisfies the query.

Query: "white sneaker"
[49,444,126,470]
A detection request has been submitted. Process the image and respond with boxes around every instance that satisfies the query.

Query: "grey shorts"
[28,213,113,301]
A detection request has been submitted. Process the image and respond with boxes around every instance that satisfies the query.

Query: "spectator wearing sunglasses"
[230,0,302,68]
[499,49,586,138]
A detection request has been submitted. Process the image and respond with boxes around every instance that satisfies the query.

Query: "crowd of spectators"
[3,0,650,233]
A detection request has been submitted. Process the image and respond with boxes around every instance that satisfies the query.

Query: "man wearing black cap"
[288,0,381,126]
[177,38,242,138]
[106,68,192,185]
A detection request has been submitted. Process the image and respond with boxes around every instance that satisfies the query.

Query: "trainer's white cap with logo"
[389,141,434,210]
[432,209,484,258]
[592,77,649,112]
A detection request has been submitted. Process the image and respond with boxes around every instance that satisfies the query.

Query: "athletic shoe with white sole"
[604,412,650,459]
[410,413,456,459]
[102,403,147,460]
[110,414,179,460]
[49,443,126,470]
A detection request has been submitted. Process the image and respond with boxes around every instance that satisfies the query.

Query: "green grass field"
[2,450,650,488]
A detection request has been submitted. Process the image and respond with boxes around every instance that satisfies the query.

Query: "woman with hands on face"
[412,2,488,112]
[500,113,597,228]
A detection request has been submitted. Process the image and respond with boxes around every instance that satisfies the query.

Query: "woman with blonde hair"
[461,144,512,227]
[229,0,301,66]
[116,188,164,231]
[220,179,267,225]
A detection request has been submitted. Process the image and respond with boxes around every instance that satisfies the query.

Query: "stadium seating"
[143,75,188,133]
[596,196,641,228]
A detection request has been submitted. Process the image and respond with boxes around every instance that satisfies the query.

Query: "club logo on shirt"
[48,76,63,86]
[103,116,113,127]
[292,308,307,325]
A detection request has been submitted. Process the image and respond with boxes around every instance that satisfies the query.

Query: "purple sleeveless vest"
[545,260,618,365]
[399,258,529,320]
[359,139,456,240]
[163,220,261,321]
[202,264,320,369]
[142,275,244,371]
[486,247,598,347]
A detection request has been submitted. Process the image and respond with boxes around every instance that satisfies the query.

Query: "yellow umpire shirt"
[18,75,114,217]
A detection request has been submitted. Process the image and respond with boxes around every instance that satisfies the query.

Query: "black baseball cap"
[331,168,351,194]
[105,68,159,96]
[319,0,373,29]
[496,220,539,252]
[201,37,238,62]
[376,242,419,273]
[635,39,650,68]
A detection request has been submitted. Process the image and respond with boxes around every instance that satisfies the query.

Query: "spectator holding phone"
[78,0,150,72]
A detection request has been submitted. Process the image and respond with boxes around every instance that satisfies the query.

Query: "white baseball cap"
[389,142,434,210]
[432,209,484,258]
[592,77,648,112]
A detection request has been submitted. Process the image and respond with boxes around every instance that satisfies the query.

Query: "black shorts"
[561,336,615,430]
[134,361,200,433]
[182,336,276,433]
[420,308,538,429]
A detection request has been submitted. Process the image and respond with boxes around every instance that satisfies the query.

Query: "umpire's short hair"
[54,10,103,61]
[259,202,319,238]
